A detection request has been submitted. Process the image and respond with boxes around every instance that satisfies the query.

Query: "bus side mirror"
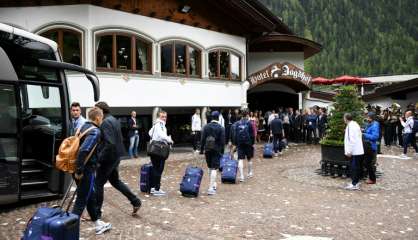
[41,86,49,99]
[37,59,100,102]
[86,74,100,102]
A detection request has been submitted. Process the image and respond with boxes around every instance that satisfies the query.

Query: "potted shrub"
[320,85,365,177]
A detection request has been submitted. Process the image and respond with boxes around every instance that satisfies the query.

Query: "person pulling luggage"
[71,107,112,235]
[235,110,255,182]
[200,111,225,195]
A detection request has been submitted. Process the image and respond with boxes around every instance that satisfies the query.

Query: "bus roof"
[0,23,58,52]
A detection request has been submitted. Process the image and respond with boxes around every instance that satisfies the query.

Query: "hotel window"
[40,28,82,66]
[208,49,241,81]
[160,41,201,77]
[95,33,152,73]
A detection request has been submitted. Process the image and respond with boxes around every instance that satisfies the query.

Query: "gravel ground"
[1,144,418,240]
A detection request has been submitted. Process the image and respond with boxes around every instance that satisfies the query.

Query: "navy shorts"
[205,151,221,169]
[237,144,254,160]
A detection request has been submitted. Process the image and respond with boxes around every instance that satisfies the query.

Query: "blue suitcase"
[180,166,204,197]
[42,212,80,240]
[219,153,232,171]
[263,142,274,158]
[221,159,238,183]
[140,163,153,193]
[22,180,79,240]
[22,207,61,240]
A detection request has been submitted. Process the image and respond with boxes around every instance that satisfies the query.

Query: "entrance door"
[248,91,299,112]
[0,84,20,204]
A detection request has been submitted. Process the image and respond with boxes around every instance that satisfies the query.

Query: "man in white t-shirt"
[344,112,364,190]
[191,108,202,152]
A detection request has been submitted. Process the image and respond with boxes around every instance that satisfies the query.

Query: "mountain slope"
[260,0,418,77]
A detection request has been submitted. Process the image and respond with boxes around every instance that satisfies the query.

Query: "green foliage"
[260,0,418,77]
[320,85,365,146]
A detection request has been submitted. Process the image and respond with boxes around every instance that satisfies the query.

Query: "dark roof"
[363,78,418,101]
[250,33,322,59]
[309,91,336,101]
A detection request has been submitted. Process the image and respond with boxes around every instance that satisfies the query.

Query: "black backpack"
[412,119,418,133]
[236,120,251,145]
[205,135,216,151]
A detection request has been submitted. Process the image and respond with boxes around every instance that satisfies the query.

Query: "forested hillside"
[260,0,418,77]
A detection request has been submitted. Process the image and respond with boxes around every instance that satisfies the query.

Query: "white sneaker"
[152,189,166,196]
[400,154,410,159]
[247,172,253,178]
[239,177,245,182]
[344,183,360,190]
[274,153,279,157]
[95,220,112,235]
[207,188,216,195]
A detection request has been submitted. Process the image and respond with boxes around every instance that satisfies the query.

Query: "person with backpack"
[400,110,418,159]
[71,107,112,235]
[270,114,285,157]
[235,110,255,182]
[200,111,225,195]
[95,102,142,217]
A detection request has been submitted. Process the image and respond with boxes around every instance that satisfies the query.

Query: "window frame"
[95,32,153,74]
[39,28,83,66]
[208,49,242,81]
[160,41,202,78]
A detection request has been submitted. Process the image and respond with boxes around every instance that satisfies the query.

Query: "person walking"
[235,110,255,182]
[270,114,285,157]
[344,113,364,190]
[363,112,379,184]
[71,107,112,235]
[191,108,202,153]
[70,102,86,135]
[128,111,140,158]
[318,108,328,140]
[200,111,225,195]
[148,110,173,196]
[306,109,318,144]
[400,110,418,159]
[95,102,141,217]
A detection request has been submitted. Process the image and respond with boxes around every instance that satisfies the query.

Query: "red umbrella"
[312,77,334,85]
[334,75,372,85]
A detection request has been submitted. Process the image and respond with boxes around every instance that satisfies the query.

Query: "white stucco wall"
[248,52,304,75]
[0,4,247,108]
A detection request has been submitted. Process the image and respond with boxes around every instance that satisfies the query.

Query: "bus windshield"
[0,30,59,82]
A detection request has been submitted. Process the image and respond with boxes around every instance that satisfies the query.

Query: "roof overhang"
[250,33,322,59]
[363,78,418,101]
[247,62,312,93]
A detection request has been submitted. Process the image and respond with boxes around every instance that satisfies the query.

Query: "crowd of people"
[68,100,418,235]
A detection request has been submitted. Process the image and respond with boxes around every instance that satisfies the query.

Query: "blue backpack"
[412,119,418,133]
[236,120,251,145]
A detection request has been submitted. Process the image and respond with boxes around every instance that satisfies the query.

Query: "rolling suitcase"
[179,166,204,197]
[219,153,232,171]
[22,179,79,240]
[263,138,274,158]
[140,163,153,193]
[221,159,238,183]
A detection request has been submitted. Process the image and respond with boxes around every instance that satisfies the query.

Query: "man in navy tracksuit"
[235,110,255,182]
[72,107,112,235]
[363,112,380,184]
[270,114,285,157]
[200,111,225,195]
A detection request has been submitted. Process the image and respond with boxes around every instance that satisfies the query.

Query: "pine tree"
[321,85,365,146]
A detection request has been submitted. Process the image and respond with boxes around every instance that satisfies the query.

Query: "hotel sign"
[247,62,312,90]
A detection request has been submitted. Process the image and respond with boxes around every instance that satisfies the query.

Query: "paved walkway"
[1,144,418,239]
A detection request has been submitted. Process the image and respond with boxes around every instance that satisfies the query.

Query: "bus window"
[0,84,17,134]
[21,84,63,137]
[0,84,18,204]
[0,32,59,82]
